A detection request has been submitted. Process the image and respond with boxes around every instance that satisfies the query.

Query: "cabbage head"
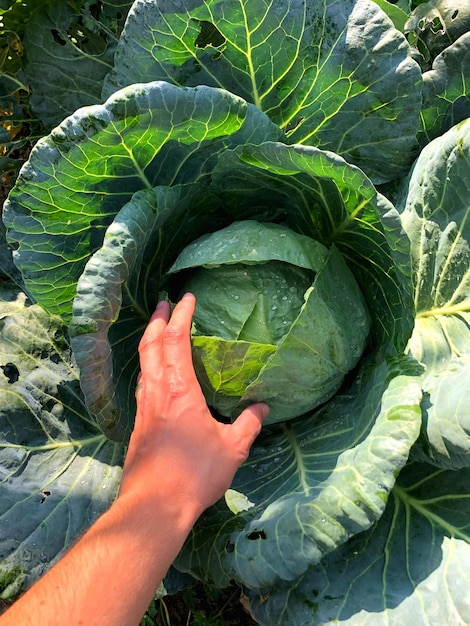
[168,220,370,424]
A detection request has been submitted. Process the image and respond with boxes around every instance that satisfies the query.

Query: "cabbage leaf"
[103,0,422,183]
[0,272,123,597]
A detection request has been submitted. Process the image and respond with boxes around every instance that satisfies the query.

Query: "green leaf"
[21,0,132,128]
[175,355,422,588]
[3,82,250,320]
[247,462,470,625]
[0,287,124,599]
[103,0,422,182]
[168,220,329,273]
[397,118,470,469]
[192,336,276,404]
[0,224,20,286]
[371,0,409,31]
[418,32,470,146]
[405,0,470,63]
[0,1,17,11]
[0,0,51,31]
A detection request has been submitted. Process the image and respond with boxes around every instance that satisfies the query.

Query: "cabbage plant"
[1,1,470,624]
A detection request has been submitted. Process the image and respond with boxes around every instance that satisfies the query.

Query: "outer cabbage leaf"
[247,462,470,625]
[405,0,470,64]
[103,0,422,183]
[0,281,124,598]
[168,220,329,274]
[418,32,470,146]
[370,0,409,32]
[396,118,470,469]
[3,82,266,320]
[0,220,22,293]
[21,0,132,128]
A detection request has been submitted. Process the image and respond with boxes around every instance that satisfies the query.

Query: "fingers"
[162,293,195,348]
[137,294,196,391]
[162,293,197,394]
[138,300,171,369]
[230,403,269,452]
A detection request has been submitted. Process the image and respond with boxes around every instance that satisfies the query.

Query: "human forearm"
[1,491,198,626]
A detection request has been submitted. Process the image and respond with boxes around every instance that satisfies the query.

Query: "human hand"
[119,293,269,521]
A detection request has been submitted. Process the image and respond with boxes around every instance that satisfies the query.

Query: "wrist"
[115,481,201,541]
[119,446,215,525]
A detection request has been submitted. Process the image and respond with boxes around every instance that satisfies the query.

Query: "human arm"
[1,294,268,626]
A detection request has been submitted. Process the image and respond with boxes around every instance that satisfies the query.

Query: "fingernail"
[261,404,270,419]
[182,292,194,300]
[151,300,167,317]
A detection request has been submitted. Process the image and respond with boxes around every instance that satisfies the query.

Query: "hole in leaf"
[49,352,61,365]
[51,29,67,46]
[88,0,103,20]
[1,362,19,383]
[194,20,225,49]
[285,116,305,134]
[451,9,459,19]
[224,540,235,553]
[246,529,267,540]
[39,491,51,504]
[68,21,107,55]
[430,16,444,34]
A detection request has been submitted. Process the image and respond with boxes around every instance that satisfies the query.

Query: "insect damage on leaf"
[193,19,226,49]
[1,362,19,383]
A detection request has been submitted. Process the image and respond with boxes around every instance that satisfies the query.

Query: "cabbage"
[168,220,370,423]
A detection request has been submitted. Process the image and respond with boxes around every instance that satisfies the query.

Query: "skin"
[1,293,268,626]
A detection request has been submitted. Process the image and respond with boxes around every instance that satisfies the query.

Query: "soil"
[145,581,259,625]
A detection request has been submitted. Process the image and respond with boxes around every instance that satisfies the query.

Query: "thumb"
[230,402,269,451]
